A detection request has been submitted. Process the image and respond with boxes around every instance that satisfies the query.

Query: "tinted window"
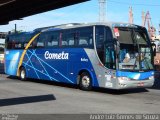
[44,31,60,48]
[36,34,45,48]
[64,29,77,47]
[77,27,93,48]
[96,26,113,49]
[6,33,34,49]
[59,27,93,48]
[96,26,115,69]
[6,27,94,49]
[96,26,105,49]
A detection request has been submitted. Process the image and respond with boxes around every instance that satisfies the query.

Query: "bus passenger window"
[37,42,44,47]
[52,41,58,46]
[65,30,76,46]
[79,39,88,46]
[36,34,46,48]
[47,41,52,47]
[77,27,93,48]
[45,33,52,47]
[49,32,59,47]
[62,41,68,46]
[68,39,74,46]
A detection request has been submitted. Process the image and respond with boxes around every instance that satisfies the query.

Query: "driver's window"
[96,25,115,69]
[105,44,115,69]
[96,26,105,64]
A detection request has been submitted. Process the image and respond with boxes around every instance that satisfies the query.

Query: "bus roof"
[7,22,145,36]
[7,31,36,37]
[36,22,143,33]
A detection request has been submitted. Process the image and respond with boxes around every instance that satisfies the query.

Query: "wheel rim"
[21,70,25,79]
[81,76,90,88]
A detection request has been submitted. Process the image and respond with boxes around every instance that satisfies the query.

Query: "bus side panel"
[64,48,99,86]
[22,50,42,79]
[79,49,99,87]
[23,49,75,84]
[22,49,64,82]
[5,50,23,76]
[67,48,98,87]
[84,49,117,88]
[22,48,98,86]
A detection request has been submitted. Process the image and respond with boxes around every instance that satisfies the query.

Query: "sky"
[0,0,160,34]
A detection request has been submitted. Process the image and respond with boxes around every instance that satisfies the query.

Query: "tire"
[79,72,92,91]
[19,67,26,81]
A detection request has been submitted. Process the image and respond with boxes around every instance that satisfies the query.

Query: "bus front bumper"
[116,78,155,89]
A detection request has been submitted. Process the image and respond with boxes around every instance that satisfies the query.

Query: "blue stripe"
[26,52,40,79]
[116,70,154,80]
[25,50,73,83]
[23,62,59,82]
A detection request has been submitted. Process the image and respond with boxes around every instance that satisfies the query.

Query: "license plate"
[137,82,144,87]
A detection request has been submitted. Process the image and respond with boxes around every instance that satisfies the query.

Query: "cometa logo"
[44,51,69,60]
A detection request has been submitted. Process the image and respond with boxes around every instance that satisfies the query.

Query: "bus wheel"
[20,67,26,81]
[79,72,92,91]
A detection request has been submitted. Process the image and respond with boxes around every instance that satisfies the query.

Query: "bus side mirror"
[113,38,120,54]
[153,48,156,56]
[151,43,156,56]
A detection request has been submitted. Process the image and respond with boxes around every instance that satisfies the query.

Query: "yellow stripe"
[17,33,40,76]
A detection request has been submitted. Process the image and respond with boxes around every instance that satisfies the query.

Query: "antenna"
[99,0,106,22]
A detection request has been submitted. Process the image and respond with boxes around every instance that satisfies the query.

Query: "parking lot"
[0,71,160,114]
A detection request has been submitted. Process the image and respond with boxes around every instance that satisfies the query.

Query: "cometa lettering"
[44,51,69,60]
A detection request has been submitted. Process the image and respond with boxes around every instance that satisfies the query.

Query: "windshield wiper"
[130,28,142,71]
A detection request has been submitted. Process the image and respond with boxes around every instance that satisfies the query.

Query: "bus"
[0,42,5,63]
[4,23,155,90]
[0,36,6,64]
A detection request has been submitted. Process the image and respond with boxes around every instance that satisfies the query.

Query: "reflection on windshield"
[105,44,116,69]
[116,27,153,71]
[119,44,153,71]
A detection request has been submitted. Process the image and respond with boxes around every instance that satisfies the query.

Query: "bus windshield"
[117,27,154,71]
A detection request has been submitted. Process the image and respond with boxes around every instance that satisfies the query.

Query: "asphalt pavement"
[0,73,160,114]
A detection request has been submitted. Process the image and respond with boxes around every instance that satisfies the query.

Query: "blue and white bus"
[5,23,155,90]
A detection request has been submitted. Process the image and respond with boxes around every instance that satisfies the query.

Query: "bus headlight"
[118,77,129,81]
[149,76,154,80]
